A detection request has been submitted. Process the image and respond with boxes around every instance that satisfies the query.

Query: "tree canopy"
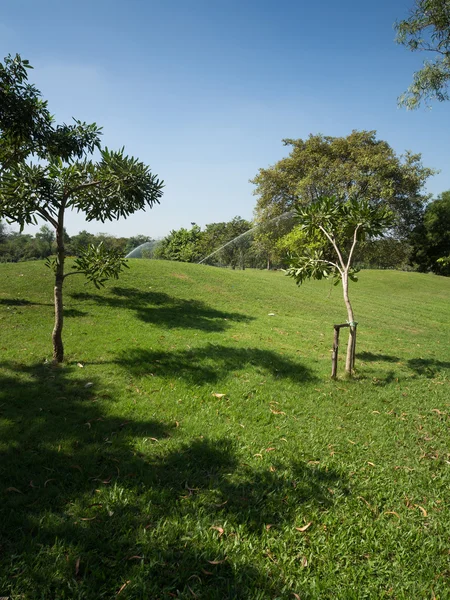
[251,131,434,237]
[396,0,450,108]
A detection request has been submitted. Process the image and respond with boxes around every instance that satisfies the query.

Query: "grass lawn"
[0,259,449,599]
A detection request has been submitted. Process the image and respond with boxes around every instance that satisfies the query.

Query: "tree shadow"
[358,351,400,364]
[64,308,89,318]
[407,357,450,377]
[358,351,450,380]
[114,344,317,384]
[0,359,340,598]
[70,286,253,332]
[0,298,52,307]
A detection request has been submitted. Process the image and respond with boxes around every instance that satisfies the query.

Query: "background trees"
[0,54,164,362]
[396,0,450,108]
[410,191,450,275]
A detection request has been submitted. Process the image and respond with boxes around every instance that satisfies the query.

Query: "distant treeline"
[152,216,415,271]
[2,195,448,275]
[0,225,154,263]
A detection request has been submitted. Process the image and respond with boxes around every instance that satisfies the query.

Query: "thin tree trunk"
[342,272,356,376]
[52,219,65,362]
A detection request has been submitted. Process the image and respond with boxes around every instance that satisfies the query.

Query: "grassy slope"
[0,260,449,599]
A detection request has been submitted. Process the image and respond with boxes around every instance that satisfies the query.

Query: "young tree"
[0,55,164,362]
[251,131,434,239]
[396,0,450,108]
[285,196,393,377]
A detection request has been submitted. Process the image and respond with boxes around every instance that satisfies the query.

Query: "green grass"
[0,260,449,599]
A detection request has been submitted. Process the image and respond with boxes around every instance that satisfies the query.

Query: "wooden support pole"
[331,325,340,379]
[351,324,357,370]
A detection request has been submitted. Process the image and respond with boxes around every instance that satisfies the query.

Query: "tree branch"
[63,270,85,279]
[65,179,101,200]
[318,225,346,271]
[313,258,343,275]
[346,223,361,270]
[37,207,58,229]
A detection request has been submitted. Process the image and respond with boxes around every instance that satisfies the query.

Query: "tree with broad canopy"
[251,131,434,239]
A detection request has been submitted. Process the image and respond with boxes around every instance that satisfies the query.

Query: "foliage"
[285,196,394,286]
[125,234,153,254]
[251,131,434,237]
[396,0,450,108]
[353,237,413,270]
[0,54,163,361]
[154,217,253,268]
[410,191,450,275]
[154,224,203,262]
[1,260,449,598]
[199,216,253,268]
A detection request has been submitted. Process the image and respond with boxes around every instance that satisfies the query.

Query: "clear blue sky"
[2,0,450,239]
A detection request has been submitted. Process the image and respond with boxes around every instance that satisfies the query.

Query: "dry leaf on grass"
[416,505,427,517]
[212,393,226,398]
[117,580,131,595]
[207,558,227,565]
[210,526,224,536]
[295,522,312,532]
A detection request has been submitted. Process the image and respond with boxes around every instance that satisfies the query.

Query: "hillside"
[1,260,449,598]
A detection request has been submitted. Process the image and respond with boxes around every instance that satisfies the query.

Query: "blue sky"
[2,0,450,239]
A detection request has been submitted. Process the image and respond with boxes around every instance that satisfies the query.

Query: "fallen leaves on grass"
[210,526,224,537]
[5,487,23,494]
[117,580,131,595]
[270,408,286,415]
[384,511,400,519]
[295,522,312,532]
[207,558,227,565]
[212,393,226,399]
[416,505,427,517]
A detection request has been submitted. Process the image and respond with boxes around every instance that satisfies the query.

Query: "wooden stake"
[331,325,340,379]
[351,324,357,370]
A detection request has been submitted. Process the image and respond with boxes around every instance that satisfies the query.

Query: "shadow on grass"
[358,351,450,379]
[114,344,317,384]
[0,360,341,598]
[0,298,52,307]
[70,286,254,332]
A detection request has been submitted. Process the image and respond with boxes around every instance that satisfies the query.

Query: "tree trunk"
[342,272,356,377]
[52,223,65,362]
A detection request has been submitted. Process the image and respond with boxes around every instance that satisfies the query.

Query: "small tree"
[285,196,393,377]
[0,55,164,362]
